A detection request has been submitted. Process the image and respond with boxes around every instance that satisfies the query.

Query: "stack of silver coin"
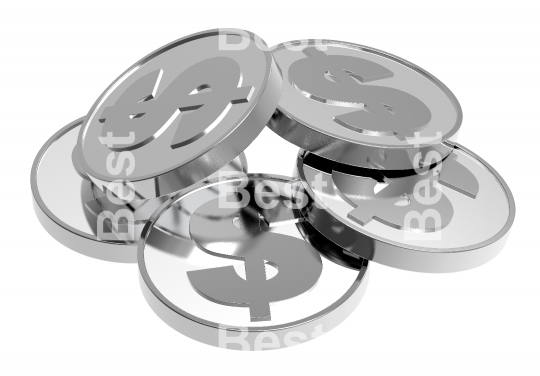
[31,29,515,351]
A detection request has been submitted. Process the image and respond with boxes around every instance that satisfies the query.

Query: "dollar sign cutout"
[99,57,254,151]
[187,197,322,322]
[331,154,479,232]
[288,48,432,139]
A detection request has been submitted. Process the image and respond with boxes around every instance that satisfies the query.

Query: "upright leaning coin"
[77,29,281,198]
[268,40,461,170]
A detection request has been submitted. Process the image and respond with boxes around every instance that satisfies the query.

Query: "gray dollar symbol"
[99,57,253,151]
[288,47,432,139]
[332,154,479,232]
[333,170,454,232]
[187,198,322,322]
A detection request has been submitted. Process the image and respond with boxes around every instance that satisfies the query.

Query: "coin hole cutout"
[374,181,389,194]
[324,71,341,84]
[234,261,278,280]
[189,84,212,95]
[382,103,395,115]
[264,261,279,280]
[129,113,145,119]
[359,104,378,117]
[394,194,411,206]
[137,95,154,103]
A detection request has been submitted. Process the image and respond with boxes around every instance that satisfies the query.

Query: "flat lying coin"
[296,144,515,272]
[31,118,247,263]
[269,40,461,170]
[77,29,281,198]
[139,174,369,350]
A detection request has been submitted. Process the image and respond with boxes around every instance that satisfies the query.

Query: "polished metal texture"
[31,30,516,351]
[296,145,515,272]
[90,153,248,223]
[268,40,462,170]
[139,174,369,350]
[77,29,281,199]
[298,220,368,271]
[31,118,247,263]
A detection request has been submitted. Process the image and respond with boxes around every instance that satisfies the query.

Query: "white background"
[1,0,539,374]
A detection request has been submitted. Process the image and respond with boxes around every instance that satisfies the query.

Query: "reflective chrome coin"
[296,145,515,272]
[269,40,462,170]
[298,220,368,271]
[31,118,247,263]
[89,153,248,223]
[77,29,281,198]
[139,175,369,350]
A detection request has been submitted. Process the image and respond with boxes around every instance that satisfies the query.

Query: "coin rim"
[76,29,281,196]
[270,39,463,149]
[138,173,368,332]
[31,117,137,263]
[296,143,516,272]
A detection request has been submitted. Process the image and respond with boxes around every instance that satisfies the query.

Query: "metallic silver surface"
[89,153,248,223]
[31,118,246,263]
[297,220,368,271]
[268,40,461,170]
[77,29,281,198]
[71,145,90,181]
[139,174,369,350]
[296,145,515,272]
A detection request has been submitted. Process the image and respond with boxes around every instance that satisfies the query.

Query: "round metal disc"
[77,29,281,198]
[268,40,462,170]
[31,118,247,263]
[139,174,369,350]
[296,144,515,273]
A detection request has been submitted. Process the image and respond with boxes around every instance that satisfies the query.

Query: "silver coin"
[268,39,462,170]
[297,220,368,271]
[89,153,248,223]
[296,144,515,273]
[139,174,369,350]
[31,118,247,263]
[77,29,281,199]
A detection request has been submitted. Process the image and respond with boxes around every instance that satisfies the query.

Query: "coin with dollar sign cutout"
[296,145,515,273]
[31,118,247,263]
[138,174,369,350]
[77,29,281,199]
[268,40,462,170]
